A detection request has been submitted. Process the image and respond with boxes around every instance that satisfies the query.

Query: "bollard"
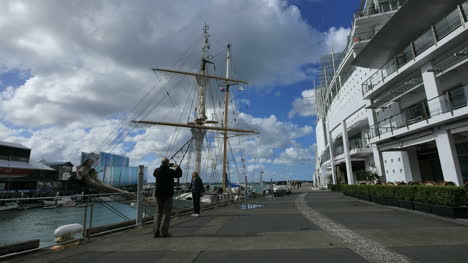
[89,202,94,232]
[244,176,248,202]
[136,165,144,227]
[82,200,88,239]
[55,192,59,206]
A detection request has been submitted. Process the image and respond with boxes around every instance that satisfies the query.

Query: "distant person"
[206,184,211,192]
[189,172,204,216]
[153,158,182,238]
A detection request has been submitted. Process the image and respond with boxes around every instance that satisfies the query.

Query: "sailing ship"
[75,25,258,199]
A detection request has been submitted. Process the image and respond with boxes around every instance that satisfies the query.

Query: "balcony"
[354,0,406,21]
[362,3,467,97]
[368,85,468,141]
[349,138,373,156]
[333,144,345,158]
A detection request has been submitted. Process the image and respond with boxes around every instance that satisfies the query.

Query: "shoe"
[191,213,196,216]
[154,232,160,238]
[162,233,171,238]
[194,213,199,217]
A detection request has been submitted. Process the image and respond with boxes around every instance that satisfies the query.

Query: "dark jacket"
[189,176,204,193]
[154,165,182,200]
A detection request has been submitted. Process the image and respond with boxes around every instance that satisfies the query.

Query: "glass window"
[463,2,468,22]
[413,29,435,56]
[396,45,414,68]
[449,86,467,110]
[434,9,462,40]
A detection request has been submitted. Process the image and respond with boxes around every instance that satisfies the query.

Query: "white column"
[435,128,463,186]
[421,63,446,115]
[342,121,355,184]
[365,100,386,181]
[407,148,422,182]
[401,150,421,183]
[327,130,337,184]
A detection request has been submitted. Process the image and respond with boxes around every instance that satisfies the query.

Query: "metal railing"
[368,86,468,139]
[362,2,467,96]
[0,187,264,259]
[333,144,345,157]
[349,138,370,151]
[352,30,378,43]
[320,150,330,165]
[354,0,406,20]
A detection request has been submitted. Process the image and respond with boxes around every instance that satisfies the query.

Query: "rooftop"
[0,160,55,171]
[0,141,30,150]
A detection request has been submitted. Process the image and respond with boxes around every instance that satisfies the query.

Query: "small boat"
[43,197,76,207]
[0,202,20,211]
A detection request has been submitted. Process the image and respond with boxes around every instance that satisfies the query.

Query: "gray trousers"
[153,197,173,235]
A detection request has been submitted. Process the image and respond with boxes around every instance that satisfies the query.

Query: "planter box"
[399,200,414,210]
[387,199,400,207]
[432,205,467,218]
[359,194,370,201]
[413,202,432,213]
[373,198,385,205]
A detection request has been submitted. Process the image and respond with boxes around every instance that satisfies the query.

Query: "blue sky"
[0,0,359,183]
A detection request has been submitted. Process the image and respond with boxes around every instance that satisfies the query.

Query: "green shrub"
[380,185,397,199]
[430,186,466,207]
[343,184,466,207]
[328,184,342,192]
[394,186,418,201]
[414,186,434,204]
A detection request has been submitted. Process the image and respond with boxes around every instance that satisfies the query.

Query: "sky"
[0,0,358,183]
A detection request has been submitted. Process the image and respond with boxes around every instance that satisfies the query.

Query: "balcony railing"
[362,2,466,95]
[320,151,330,165]
[368,86,468,139]
[349,138,370,151]
[333,144,345,157]
[354,0,406,20]
[352,30,378,43]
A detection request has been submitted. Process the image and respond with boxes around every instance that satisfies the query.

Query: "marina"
[1,0,468,262]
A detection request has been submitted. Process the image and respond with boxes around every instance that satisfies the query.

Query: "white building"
[314,0,468,187]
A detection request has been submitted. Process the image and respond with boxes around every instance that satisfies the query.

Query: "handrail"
[353,0,406,20]
[362,2,466,96]
[368,85,468,139]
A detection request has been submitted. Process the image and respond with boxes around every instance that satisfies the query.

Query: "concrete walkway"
[6,188,468,263]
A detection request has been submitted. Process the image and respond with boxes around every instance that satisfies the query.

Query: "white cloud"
[274,146,314,165]
[288,89,316,118]
[324,26,351,52]
[0,0,327,127]
[0,0,332,180]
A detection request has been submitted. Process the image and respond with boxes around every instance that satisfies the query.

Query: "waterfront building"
[40,161,73,181]
[80,152,148,187]
[314,0,468,186]
[0,141,56,192]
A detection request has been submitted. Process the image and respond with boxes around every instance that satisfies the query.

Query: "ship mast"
[132,25,258,190]
[191,24,211,175]
[221,43,231,193]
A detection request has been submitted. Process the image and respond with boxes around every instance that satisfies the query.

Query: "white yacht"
[314,0,468,187]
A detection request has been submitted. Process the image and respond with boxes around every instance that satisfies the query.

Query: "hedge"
[340,184,467,207]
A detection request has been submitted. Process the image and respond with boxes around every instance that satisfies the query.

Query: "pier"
[5,185,468,263]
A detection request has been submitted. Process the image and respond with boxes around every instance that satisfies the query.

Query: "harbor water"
[0,201,146,248]
[0,183,270,248]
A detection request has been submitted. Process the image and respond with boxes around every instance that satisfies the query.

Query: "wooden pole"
[222,85,230,193]
[132,120,258,134]
[152,68,248,85]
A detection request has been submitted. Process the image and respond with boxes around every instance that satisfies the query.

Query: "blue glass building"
[80,152,148,187]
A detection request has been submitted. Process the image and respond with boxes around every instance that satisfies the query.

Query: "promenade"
[7,187,468,263]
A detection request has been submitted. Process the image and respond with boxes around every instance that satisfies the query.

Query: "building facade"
[80,152,148,187]
[315,0,468,186]
[0,141,56,192]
